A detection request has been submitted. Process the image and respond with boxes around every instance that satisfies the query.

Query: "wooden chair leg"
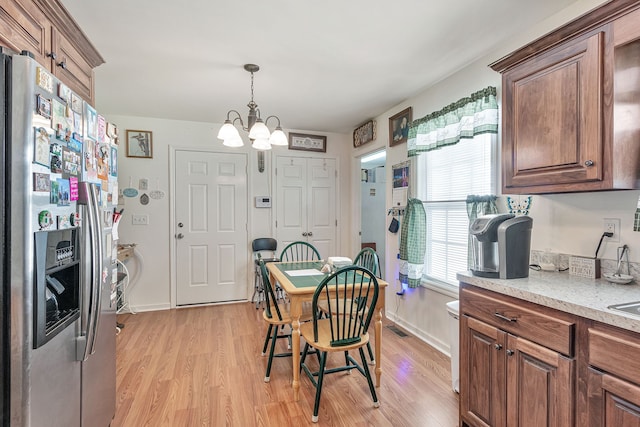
[312,351,328,423]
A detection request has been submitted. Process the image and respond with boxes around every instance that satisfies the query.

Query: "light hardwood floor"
[113,302,459,426]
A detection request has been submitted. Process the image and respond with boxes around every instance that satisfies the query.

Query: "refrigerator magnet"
[34,127,51,167]
[70,93,82,113]
[140,193,149,205]
[33,173,51,192]
[84,103,98,141]
[149,190,165,200]
[35,67,54,93]
[38,210,53,230]
[36,95,52,119]
[56,179,71,206]
[58,82,72,103]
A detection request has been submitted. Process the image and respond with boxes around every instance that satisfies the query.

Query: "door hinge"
[275,220,278,228]
[335,219,338,226]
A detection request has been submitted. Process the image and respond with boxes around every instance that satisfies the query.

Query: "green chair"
[258,256,313,382]
[279,241,321,262]
[318,247,381,363]
[300,266,380,423]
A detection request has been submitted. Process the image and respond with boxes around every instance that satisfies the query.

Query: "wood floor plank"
[113,302,459,426]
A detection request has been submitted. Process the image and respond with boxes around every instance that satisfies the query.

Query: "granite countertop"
[457,270,640,334]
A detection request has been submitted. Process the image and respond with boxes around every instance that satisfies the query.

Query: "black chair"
[300,265,380,423]
[251,238,279,308]
[279,241,321,262]
[258,256,313,382]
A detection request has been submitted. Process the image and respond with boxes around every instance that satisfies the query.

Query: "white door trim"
[168,145,251,308]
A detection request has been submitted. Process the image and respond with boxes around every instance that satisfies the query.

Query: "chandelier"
[216,64,287,150]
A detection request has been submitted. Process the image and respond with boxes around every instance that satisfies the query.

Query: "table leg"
[289,298,302,401]
[374,308,382,387]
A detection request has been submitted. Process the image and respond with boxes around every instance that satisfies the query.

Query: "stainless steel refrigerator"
[1,48,117,427]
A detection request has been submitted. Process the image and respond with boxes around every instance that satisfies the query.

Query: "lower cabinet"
[460,313,574,427]
[461,283,640,427]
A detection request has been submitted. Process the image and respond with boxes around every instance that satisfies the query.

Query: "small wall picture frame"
[389,107,412,147]
[353,120,376,148]
[126,130,153,158]
[288,132,326,153]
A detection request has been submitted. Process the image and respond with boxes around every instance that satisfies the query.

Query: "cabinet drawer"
[589,324,640,385]
[460,285,575,356]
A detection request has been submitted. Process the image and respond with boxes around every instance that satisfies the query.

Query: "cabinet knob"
[47,52,57,60]
[494,344,503,350]
[57,60,67,70]
[506,349,515,356]
[584,160,594,167]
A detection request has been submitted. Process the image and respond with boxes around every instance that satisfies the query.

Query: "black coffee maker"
[469,213,533,279]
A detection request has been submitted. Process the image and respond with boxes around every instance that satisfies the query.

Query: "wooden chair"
[318,247,380,363]
[279,241,321,262]
[300,266,380,423]
[251,238,279,308]
[258,256,313,382]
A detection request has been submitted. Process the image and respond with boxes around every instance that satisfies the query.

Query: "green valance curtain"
[407,86,498,157]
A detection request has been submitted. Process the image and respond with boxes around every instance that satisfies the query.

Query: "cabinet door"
[506,334,574,427]
[51,27,94,104]
[502,30,604,193]
[588,368,640,427]
[0,0,50,67]
[460,315,507,427]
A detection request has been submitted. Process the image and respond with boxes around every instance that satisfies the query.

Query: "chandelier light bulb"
[223,135,244,147]
[248,119,270,140]
[269,128,288,146]
[217,121,240,140]
[252,138,272,150]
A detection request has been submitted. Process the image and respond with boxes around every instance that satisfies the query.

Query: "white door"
[175,150,248,305]
[275,156,336,259]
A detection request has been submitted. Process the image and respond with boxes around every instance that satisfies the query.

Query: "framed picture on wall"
[389,107,412,147]
[288,132,327,152]
[126,129,153,158]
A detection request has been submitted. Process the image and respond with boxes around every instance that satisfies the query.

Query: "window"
[415,133,497,285]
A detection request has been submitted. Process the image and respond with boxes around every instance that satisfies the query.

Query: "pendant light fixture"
[217,64,288,151]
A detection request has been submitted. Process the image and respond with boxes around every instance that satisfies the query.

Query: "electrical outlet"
[132,214,149,225]
[603,218,620,242]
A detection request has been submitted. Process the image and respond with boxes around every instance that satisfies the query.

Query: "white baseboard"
[385,311,452,358]
[124,303,171,313]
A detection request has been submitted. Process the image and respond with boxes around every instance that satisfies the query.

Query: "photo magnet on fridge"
[34,127,51,167]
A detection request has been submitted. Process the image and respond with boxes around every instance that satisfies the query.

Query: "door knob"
[302,232,308,237]
[178,222,184,228]
[175,233,184,239]
[307,232,313,237]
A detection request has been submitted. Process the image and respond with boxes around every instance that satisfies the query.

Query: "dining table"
[266,260,388,401]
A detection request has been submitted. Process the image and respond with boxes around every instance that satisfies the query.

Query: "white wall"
[108,115,352,312]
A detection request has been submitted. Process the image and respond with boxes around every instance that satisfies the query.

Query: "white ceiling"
[61,0,579,134]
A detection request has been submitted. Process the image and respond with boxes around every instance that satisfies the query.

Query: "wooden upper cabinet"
[0,0,51,66]
[51,27,94,102]
[501,30,605,192]
[491,1,640,194]
[0,0,103,105]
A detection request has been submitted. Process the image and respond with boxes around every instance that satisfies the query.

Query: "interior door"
[175,150,248,305]
[275,156,336,259]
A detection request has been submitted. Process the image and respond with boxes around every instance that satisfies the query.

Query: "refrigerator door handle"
[77,182,103,361]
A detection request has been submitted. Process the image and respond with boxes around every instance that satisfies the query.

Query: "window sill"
[420,277,459,299]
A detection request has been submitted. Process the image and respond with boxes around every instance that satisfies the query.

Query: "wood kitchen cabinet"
[586,322,640,427]
[0,0,103,104]
[490,1,640,194]
[460,284,577,427]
